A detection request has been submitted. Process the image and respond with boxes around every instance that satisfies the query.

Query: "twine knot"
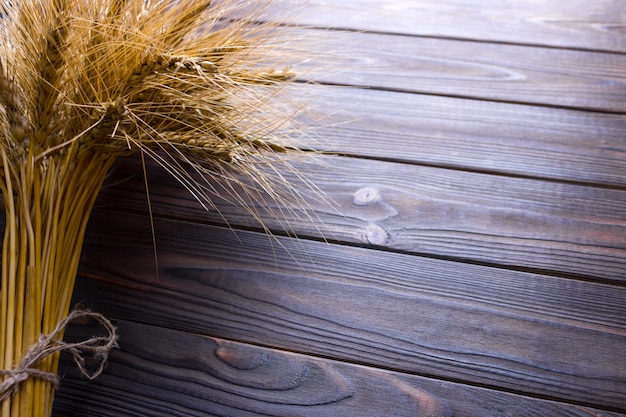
[0,309,118,402]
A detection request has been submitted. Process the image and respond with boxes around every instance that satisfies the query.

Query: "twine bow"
[0,309,118,402]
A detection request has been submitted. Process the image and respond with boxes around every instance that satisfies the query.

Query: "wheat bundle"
[0,0,308,415]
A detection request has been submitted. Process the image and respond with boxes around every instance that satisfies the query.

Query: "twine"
[0,309,119,402]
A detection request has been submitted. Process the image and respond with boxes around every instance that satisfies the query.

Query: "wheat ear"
[0,1,314,416]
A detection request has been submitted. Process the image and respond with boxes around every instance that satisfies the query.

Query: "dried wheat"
[0,1,313,415]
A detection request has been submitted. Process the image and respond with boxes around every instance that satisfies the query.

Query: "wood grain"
[263,0,626,53]
[98,155,626,282]
[53,320,626,417]
[25,1,626,415]
[293,28,626,112]
[68,211,626,411]
[289,84,626,186]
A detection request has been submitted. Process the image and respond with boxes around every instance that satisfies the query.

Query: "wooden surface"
[53,1,626,416]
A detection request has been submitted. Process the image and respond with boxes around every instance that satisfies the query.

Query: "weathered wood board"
[88,156,626,282]
[262,0,626,52]
[290,84,626,186]
[55,320,625,417]
[51,0,626,415]
[62,211,626,412]
[291,28,626,112]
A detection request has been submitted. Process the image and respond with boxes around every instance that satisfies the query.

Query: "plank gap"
[94,155,626,283]
[279,23,626,56]
[316,151,626,192]
[74,212,626,410]
[55,318,626,417]
[296,81,626,116]
[87,205,626,290]
[257,233,626,290]
[90,316,626,415]
[257,0,626,54]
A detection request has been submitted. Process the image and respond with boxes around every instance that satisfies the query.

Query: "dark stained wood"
[262,0,626,53]
[53,320,626,417]
[46,0,626,415]
[67,211,626,411]
[293,28,626,112]
[290,84,626,186]
[98,156,626,282]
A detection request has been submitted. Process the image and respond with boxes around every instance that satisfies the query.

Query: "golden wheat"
[0,1,311,415]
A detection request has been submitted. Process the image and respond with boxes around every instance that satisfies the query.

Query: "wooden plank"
[262,0,626,53]
[99,155,626,282]
[71,212,626,410]
[53,320,626,417]
[293,28,626,112]
[289,84,626,186]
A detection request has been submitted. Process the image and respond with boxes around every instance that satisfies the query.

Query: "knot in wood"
[353,187,381,205]
[363,223,389,245]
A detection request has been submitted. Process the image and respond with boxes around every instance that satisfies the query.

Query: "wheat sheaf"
[0,0,311,415]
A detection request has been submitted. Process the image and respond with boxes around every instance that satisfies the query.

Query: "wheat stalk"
[0,1,311,415]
